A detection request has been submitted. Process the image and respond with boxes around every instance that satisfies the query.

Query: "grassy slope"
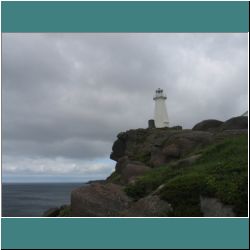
[125,135,248,216]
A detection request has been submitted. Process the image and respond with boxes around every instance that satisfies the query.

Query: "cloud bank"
[2,33,248,182]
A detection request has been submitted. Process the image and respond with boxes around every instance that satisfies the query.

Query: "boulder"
[150,146,168,167]
[113,157,151,183]
[71,183,131,217]
[150,131,213,167]
[193,119,223,131]
[121,195,173,217]
[165,131,213,153]
[163,143,181,158]
[200,196,235,217]
[115,156,129,173]
[120,163,151,183]
[221,116,248,131]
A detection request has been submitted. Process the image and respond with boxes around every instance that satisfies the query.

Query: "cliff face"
[52,116,248,217]
[110,128,213,176]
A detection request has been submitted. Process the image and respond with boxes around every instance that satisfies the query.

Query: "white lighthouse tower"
[153,88,169,128]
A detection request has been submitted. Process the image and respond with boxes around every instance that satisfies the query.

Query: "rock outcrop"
[221,116,248,130]
[120,162,151,184]
[200,196,235,217]
[192,116,248,132]
[71,183,131,216]
[52,116,248,217]
[110,128,213,169]
[120,195,173,217]
[192,119,223,131]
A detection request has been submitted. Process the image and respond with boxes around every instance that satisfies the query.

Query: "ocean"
[2,182,85,217]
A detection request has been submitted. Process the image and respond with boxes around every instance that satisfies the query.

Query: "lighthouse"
[153,88,169,128]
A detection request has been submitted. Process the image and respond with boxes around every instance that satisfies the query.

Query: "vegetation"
[58,205,71,217]
[125,135,248,216]
[107,171,122,183]
[136,152,151,165]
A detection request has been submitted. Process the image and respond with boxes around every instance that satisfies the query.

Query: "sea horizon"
[2,182,86,217]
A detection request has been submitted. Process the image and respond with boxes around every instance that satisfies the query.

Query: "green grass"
[106,171,122,183]
[58,206,71,217]
[125,135,248,216]
[160,173,205,216]
[125,165,183,199]
[136,152,151,165]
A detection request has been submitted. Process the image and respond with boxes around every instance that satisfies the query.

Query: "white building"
[153,88,169,128]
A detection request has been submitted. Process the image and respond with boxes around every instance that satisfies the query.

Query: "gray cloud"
[2,33,248,181]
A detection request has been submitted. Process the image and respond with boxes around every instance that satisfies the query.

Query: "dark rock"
[215,129,248,138]
[221,116,248,130]
[110,128,213,169]
[111,128,152,163]
[166,131,213,150]
[120,195,173,217]
[120,163,151,183]
[200,196,235,217]
[110,116,247,169]
[114,157,151,183]
[110,138,126,161]
[163,143,181,158]
[43,207,60,217]
[193,119,223,131]
[55,116,248,217]
[115,156,130,174]
[117,132,128,140]
[71,183,131,217]
[150,145,168,167]
[170,125,182,130]
[150,131,213,167]
[86,180,106,185]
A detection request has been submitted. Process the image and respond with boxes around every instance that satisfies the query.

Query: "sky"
[1,33,248,183]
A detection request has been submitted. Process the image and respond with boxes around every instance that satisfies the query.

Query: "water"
[2,182,85,217]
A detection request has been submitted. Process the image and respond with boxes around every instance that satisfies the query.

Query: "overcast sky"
[1,33,248,182]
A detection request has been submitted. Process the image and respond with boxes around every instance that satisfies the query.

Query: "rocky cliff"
[45,116,248,217]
